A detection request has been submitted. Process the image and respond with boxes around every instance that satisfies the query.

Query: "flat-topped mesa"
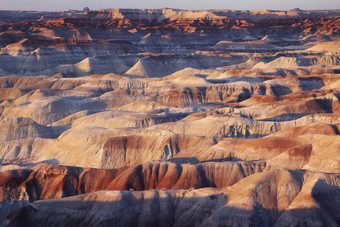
[1,9,339,30]
[87,8,340,22]
[89,8,167,22]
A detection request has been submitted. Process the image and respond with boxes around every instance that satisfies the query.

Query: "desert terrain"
[0,8,339,226]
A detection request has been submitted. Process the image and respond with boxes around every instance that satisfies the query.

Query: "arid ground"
[0,8,339,226]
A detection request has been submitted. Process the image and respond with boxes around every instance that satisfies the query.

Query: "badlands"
[0,8,339,226]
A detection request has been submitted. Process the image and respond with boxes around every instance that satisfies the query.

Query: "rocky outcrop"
[0,8,339,226]
[0,9,339,76]
[6,170,340,227]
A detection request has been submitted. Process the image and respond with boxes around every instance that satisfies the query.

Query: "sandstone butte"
[0,8,339,227]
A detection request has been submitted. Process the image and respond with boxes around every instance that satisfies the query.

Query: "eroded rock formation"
[0,8,339,226]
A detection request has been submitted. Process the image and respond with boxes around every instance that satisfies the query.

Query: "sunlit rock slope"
[0,8,339,226]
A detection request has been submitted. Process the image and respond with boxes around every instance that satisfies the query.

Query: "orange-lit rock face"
[0,8,340,226]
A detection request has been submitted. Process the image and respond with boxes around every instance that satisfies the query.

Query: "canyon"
[0,8,339,226]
